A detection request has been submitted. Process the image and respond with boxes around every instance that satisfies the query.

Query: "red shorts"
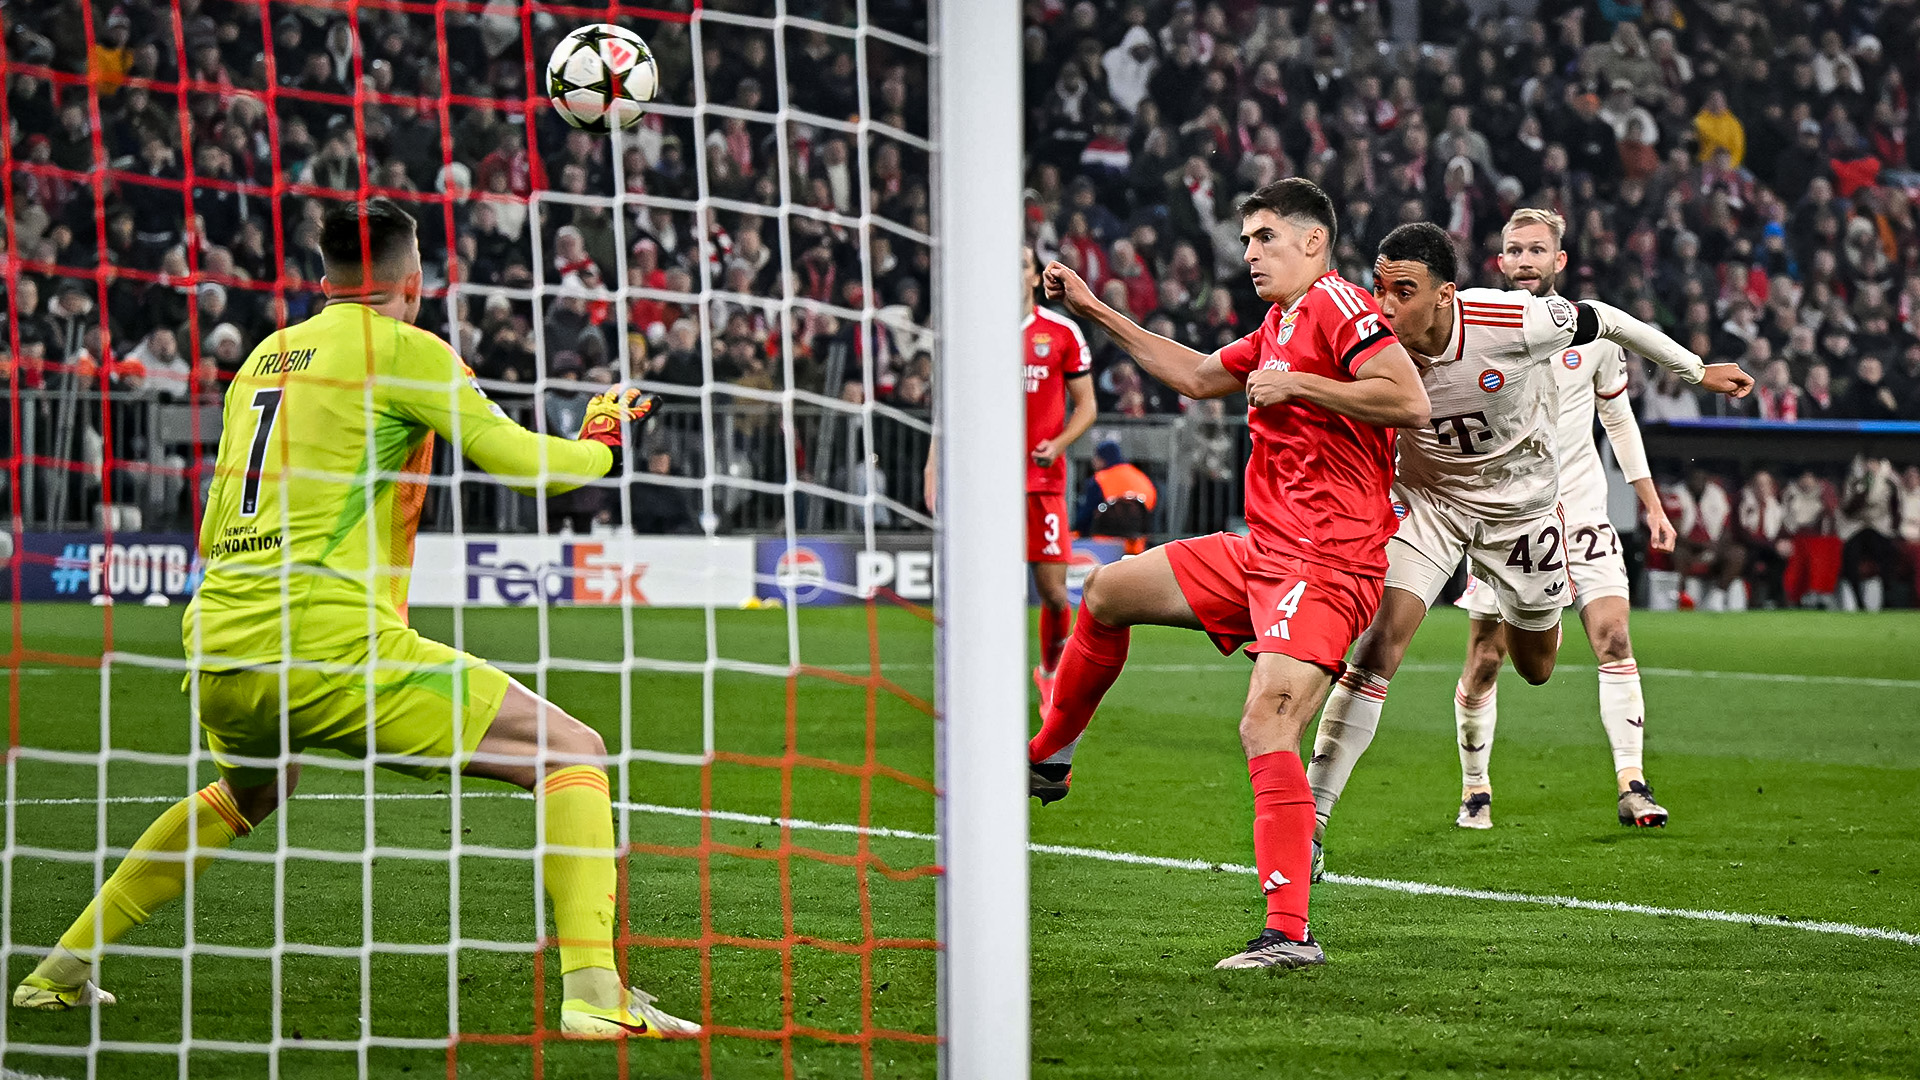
[1027,491,1068,563]
[1165,532,1381,672]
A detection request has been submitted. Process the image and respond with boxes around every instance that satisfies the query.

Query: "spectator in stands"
[44,279,94,367]
[1694,89,1746,166]
[1801,363,1841,420]
[1738,469,1789,607]
[1899,466,1920,544]
[1072,439,1157,555]
[631,450,698,535]
[1640,370,1702,423]
[1671,467,1748,610]
[1754,359,1802,421]
[1838,456,1907,611]
[1840,356,1904,421]
[1891,345,1920,417]
[123,328,195,403]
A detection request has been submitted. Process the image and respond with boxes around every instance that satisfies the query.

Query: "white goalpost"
[932,0,1030,1078]
[0,0,1029,1076]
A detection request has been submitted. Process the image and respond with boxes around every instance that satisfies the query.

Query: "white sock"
[1726,579,1749,611]
[1704,586,1727,612]
[1454,680,1497,788]
[1647,570,1680,611]
[1308,668,1390,829]
[1863,577,1884,613]
[1596,658,1644,774]
[1041,735,1080,767]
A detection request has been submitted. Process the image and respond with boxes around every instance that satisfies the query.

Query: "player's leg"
[462,681,696,1037]
[1028,492,1074,702]
[1454,602,1505,829]
[1476,511,1572,686]
[1215,651,1336,969]
[1026,539,1210,796]
[1579,593,1668,826]
[16,670,300,1011]
[1305,500,1464,841]
[1031,559,1072,697]
[359,628,692,1038]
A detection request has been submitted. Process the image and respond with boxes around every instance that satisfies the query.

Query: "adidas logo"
[1545,581,1564,595]
[1626,716,1644,728]
[1461,742,1485,752]
[1264,622,1291,639]
[1263,869,1290,893]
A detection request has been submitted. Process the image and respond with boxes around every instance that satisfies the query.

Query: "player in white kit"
[1452,210,1680,831]
[1302,222,1753,876]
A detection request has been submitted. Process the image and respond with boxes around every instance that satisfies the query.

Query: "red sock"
[1037,602,1073,674]
[1248,750,1315,940]
[1027,599,1127,763]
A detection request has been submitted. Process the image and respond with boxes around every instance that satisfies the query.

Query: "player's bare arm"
[1245,344,1430,427]
[1042,261,1242,399]
[922,437,937,513]
[1593,384,1678,552]
[1035,373,1097,468]
[1632,479,1678,552]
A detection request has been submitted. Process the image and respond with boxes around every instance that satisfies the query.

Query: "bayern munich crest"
[1479,369,1505,392]
[1391,502,1409,520]
[1562,350,1582,369]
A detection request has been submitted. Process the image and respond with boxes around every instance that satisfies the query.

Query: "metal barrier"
[15,385,1896,542]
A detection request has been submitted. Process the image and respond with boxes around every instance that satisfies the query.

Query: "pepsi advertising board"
[755,536,1127,605]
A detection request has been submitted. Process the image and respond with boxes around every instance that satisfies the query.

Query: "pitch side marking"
[22,663,1920,689]
[13,792,1917,948]
[1118,661,1920,689]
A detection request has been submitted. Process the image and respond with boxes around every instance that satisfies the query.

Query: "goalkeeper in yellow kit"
[14,198,697,1039]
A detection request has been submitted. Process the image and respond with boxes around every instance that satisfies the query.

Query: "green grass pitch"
[2,602,1917,1078]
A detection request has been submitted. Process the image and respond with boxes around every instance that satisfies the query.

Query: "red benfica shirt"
[1024,306,1092,493]
[1216,272,1400,577]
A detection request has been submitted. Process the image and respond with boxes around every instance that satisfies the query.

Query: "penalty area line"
[13,792,1917,948]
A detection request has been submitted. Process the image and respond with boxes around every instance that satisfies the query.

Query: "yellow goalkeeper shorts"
[191,626,513,788]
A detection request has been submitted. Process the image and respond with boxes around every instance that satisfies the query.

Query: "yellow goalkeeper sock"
[543,765,620,1003]
[38,783,248,986]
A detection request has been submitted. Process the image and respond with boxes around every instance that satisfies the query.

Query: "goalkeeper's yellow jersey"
[185,302,611,669]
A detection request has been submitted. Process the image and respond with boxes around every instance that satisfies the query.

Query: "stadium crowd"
[1,0,930,404]
[1,0,1917,600]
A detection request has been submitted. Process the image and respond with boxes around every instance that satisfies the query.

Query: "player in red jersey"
[1020,247,1098,699]
[1033,179,1430,969]
[922,248,1096,699]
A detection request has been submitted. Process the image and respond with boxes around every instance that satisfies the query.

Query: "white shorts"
[1460,510,1630,618]
[1386,487,1571,632]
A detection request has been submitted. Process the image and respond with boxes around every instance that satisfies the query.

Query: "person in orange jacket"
[1073,439,1157,555]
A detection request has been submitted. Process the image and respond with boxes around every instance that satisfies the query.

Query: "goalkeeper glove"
[577,387,658,473]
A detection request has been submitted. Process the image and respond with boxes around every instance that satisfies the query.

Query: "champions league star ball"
[547,24,658,131]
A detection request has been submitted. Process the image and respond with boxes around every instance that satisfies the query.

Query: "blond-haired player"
[1451,209,1679,830]
[1301,220,1753,878]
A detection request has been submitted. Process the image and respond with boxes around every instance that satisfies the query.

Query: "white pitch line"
[11,792,1916,948]
[1122,661,1920,689]
[18,661,1918,689]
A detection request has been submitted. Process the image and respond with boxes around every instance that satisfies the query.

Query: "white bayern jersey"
[1549,337,1630,523]
[1398,287,1586,521]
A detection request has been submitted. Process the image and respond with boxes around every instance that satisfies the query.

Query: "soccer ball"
[547,24,658,131]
